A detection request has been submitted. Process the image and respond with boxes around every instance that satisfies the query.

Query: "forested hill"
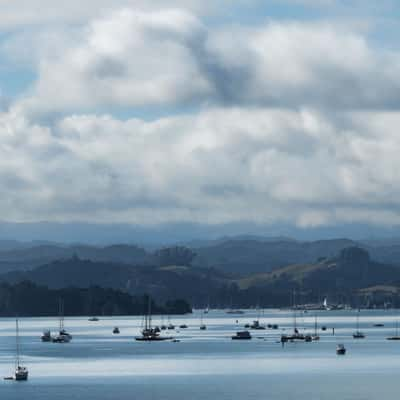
[0,281,192,317]
[2,247,400,309]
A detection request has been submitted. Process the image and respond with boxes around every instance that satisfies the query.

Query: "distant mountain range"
[1,243,400,308]
[1,236,400,275]
[1,220,400,245]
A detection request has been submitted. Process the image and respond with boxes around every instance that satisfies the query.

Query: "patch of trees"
[0,281,192,317]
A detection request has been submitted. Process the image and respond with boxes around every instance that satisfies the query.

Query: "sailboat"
[200,310,207,330]
[135,297,172,341]
[250,306,265,330]
[387,320,400,340]
[281,291,306,342]
[167,315,175,330]
[52,299,72,343]
[312,315,320,341]
[13,318,28,381]
[353,311,365,339]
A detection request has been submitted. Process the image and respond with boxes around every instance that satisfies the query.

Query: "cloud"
[1,4,400,230]
[1,104,400,227]
[8,9,399,119]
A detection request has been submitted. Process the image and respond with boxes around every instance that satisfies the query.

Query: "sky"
[0,0,400,239]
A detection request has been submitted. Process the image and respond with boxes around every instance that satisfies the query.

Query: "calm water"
[1,309,400,399]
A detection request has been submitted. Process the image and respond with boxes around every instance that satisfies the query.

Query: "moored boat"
[232,330,252,340]
[336,344,346,355]
[41,330,52,342]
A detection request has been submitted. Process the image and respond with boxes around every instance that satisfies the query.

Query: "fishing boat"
[13,319,28,381]
[135,297,172,341]
[336,344,346,355]
[386,321,400,340]
[232,330,252,340]
[52,299,72,343]
[353,311,365,339]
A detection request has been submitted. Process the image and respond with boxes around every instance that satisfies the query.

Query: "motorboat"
[52,329,72,343]
[336,344,346,355]
[14,366,28,381]
[232,330,252,340]
[250,320,265,330]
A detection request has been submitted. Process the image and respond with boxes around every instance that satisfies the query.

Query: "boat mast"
[293,290,297,333]
[59,299,64,331]
[314,314,317,336]
[147,296,152,330]
[15,318,19,369]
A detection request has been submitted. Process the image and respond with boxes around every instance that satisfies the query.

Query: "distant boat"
[312,315,320,341]
[88,317,99,322]
[200,310,207,330]
[250,320,265,330]
[179,324,188,329]
[336,344,346,355]
[135,297,172,341]
[167,315,175,330]
[52,299,72,343]
[113,327,120,334]
[353,311,365,339]
[232,330,252,340]
[374,323,384,327]
[41,329,52,342]
[226,310,245,314]
[281,291,306,342]
[387,321,400,340]
[12,318,28,381]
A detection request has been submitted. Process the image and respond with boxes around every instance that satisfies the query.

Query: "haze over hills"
[1,236,400,274]
[1,221,400,246]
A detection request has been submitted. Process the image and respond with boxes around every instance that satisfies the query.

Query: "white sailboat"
[52,299,72,343]
[14,318,28,381]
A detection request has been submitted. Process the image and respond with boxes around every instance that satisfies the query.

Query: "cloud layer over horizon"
[1,1,400,230]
